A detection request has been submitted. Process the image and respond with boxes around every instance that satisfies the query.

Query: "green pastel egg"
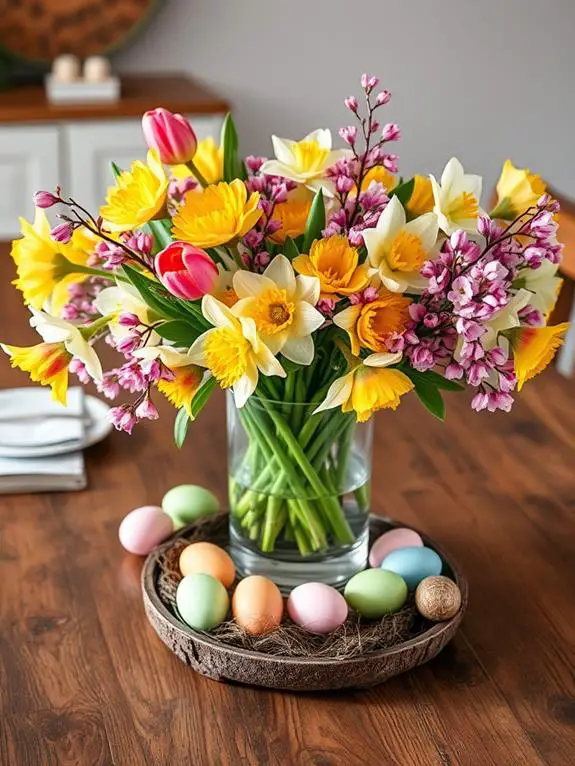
[344,568,408,618]
[176,573,230,631]
[162,484,220,527]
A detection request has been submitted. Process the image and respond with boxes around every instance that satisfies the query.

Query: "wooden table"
[1,249,574,765]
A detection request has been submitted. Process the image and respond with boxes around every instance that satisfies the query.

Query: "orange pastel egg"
[232,575,283,635]
[179,542,236,588]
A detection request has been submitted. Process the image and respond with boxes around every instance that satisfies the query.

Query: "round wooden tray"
[142,514,468,692]
[0,0,158,63]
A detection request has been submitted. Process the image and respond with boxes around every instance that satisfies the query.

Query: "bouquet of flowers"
[3,74,567,563]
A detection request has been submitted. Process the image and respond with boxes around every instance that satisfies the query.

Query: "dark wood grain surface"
[0,245,574,765]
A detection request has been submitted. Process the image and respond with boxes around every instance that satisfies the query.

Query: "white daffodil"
[520,259,562,319]
[232,255,324,365]
[188,295,286,407]
[430,157,483,235]
[363,196,439,294]
[133,345,200,369]
[478,289,533,351]
[314,351,413,422]
[94,282,158,342]
[260,129,351,197]
[29,309,103,380]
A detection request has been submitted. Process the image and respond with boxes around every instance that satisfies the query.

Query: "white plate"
[0,395,113,458]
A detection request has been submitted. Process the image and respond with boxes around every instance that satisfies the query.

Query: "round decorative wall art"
[0,0,158,63]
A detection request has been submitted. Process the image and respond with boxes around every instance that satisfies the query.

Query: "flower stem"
[185,159,210,188]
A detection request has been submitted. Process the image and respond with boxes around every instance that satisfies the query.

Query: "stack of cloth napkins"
[0,387,88,494]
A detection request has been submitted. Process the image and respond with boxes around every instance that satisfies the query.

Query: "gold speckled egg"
[415,576,461,621]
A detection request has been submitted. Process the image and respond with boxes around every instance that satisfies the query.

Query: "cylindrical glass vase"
[227,392,373,592]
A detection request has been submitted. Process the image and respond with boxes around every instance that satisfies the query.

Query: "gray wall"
[116,0,575,199]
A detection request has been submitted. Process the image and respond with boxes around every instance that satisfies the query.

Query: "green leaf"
[155,320,197,345]
[302,189,325,253]
[143,218,173,254]
[413,380,445,421]
[111,161,122,179]
[282,236,300,262]
[122,265,182,320]
[408,368,464,392]
[221,113,246,182]
[390,177,415,207]
[174,407,190,448]
[190,376,217,419]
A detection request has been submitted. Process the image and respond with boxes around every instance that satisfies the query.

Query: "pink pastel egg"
[287,582,348,634]
[369,527,424,568]
[119,506,173,556]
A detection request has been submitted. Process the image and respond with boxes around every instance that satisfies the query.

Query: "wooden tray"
[142,514,468,692]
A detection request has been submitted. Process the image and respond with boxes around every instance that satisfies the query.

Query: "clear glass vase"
[227,392,373,592]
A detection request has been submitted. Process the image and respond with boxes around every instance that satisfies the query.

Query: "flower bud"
[376,90,391,106]
[51,222,73,244]
[339,126,358,146]
[142,108,198,165]
[381,123,400,142]
[344,97,359,113]
[33,190,59,209]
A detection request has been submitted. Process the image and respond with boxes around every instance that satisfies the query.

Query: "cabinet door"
[0,125,60,240]
[63,115,225,216]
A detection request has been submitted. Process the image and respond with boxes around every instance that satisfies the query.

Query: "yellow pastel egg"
[232,575,283,635]
[179,542,236,588]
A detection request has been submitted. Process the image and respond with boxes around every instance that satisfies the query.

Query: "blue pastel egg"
[380,546,443,590]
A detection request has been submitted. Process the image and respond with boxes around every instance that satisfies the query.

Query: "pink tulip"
[142,108,198,165]
[155,242,218,301]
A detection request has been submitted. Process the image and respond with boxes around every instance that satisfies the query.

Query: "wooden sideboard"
[0,74,229,239]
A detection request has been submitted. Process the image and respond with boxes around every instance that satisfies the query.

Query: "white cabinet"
[64,114,224,216]
[0,125,60,239]
[0,113,225,240]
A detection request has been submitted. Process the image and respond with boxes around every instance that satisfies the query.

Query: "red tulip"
[142,108,198,165]
[156,242,217,301]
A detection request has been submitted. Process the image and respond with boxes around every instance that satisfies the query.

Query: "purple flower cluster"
[404,197,561,412]
[61,277,108,322]
[91,231,153,271]
[324,74,400,243]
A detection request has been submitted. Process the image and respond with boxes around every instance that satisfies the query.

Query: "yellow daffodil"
[172,137,224,186]
[359,166,396,193]
[511,324,569,390]
[430,157,482,235]
[1,310,102,404]
[232,255,324,365]
[260,129,350,197]
[364,196,439,294]
[520,259,563,319]
[406,175,435,218]
[270,197,312,244]
[100,149,169,231]
[315,351,414,422]
[293,235,369,300]
[188,295,285,407]
[172,179,261,248]
[333,291,411,355]
[491,160,546,221]
[11,208,92,314]
[134,346,204,416]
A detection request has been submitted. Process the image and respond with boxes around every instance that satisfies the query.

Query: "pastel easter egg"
[232,575,283,635]
[369,527,424,568]
[344,568,408,618]
[176,573,230,631]
[287,582,348,634]
[179,542,236,588]
[381,546,443,590]
[118,506,173,555]
[162,485,220,528]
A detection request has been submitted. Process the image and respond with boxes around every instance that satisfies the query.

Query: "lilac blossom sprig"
[325,74,401,240]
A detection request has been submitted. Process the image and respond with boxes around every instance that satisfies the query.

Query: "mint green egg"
[176,573,230,631]
[344,568,408,618]
[162,485,220,527]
